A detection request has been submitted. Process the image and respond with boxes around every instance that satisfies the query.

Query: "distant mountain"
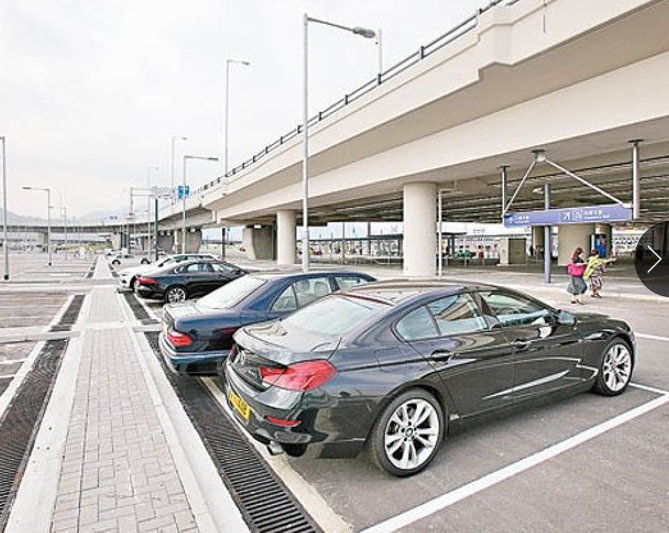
[0,208,42,223]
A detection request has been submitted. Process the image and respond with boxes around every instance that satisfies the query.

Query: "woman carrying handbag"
[567,247,587,304]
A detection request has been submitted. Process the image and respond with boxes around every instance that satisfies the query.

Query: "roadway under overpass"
[182,0,669,276]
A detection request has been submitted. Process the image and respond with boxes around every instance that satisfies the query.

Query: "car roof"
[339,279,499,305]
[245,270,375,282]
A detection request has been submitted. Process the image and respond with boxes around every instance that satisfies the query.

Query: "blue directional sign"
[504,204,633,227]
[176,185,190,200]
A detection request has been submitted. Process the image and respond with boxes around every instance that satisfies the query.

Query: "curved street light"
[301,15,376,272]
[225,58,251,176]
[23,185,52,266]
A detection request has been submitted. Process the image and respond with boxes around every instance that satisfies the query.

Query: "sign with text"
[176,185,190,200]
[504,204,633,227]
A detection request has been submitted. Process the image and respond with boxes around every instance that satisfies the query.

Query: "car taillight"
[138,276,157,285]
[265,416,301,427]
[167,329,192,347]
[259,360,336,392]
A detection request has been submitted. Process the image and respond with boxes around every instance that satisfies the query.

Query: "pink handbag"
[567,262,585,276]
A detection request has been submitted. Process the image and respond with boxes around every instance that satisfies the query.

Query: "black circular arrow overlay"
[633,222,669,297]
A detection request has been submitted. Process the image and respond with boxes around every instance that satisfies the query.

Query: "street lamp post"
[62,206,68,260]
[171,136,188,193]
[146,166,159,257]
[225,58,250,176]
[302,15,376,272]
[23,186,52,266]
[182,155,218,254]
[0,136,8,280]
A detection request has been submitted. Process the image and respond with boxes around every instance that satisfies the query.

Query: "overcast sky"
[1,0,492,220]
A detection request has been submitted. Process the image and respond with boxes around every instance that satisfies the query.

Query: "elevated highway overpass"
[182,0,669,275]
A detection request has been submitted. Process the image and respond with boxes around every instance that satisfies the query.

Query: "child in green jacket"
[583,250,615,298]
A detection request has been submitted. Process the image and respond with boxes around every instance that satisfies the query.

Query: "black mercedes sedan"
[135,258,246,303]
[159,270,375,374]
[225,280,635,477]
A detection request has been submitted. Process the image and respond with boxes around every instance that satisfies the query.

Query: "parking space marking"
[360,384,669,533]
[636,333,669,343]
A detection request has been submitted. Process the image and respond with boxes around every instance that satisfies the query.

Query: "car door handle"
[431,349,456,362]
[512,339,531,350]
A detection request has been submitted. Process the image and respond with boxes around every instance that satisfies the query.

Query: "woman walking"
[584,249,615,298]
[567,247,587,304]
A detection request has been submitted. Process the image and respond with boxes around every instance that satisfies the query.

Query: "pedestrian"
[584,249,615,298]
[567,246,587,304]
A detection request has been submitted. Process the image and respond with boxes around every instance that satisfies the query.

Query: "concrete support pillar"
[242,226,274,260]
[276,210,297,265]
[403,182,437,277]
[185,230,202,253]
[157,233,174,255]
[557,224,595,266]
[111,233,122,250]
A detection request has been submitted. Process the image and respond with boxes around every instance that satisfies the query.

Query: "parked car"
[160,271,375,375]
[135,259,246,303]
[225,280,635,476]
[119,253,218,291]
[108,253,150,266]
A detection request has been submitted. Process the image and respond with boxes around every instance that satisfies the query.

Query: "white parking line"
[360,385,669,533]
[636,333,669,343]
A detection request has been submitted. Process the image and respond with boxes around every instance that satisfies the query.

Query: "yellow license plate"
[228,389,250,421]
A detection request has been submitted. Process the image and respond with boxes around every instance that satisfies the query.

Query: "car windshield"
[283,294,389,336]
[197,275,265,309]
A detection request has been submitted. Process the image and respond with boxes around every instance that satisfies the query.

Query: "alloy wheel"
[166,287,187,303]
[602,342,632,392]
[384,398,440,471]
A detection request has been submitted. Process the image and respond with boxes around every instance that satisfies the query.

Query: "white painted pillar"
[403,182,437,277]
[277,209,297,265]
[557,224,595,266]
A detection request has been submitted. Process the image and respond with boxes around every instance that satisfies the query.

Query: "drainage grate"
[50,295,85,332]
[144,330,322,533]
[121,293,157,325]
[0,339,69,531]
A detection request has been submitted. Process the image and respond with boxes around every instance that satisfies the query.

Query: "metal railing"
[192,0,524,199]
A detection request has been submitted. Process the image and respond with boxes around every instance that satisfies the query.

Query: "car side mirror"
[556,309,576,326]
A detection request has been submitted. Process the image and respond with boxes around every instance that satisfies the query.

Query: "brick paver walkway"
[50,287,198,533]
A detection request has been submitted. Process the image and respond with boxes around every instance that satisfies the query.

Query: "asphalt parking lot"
[4,252,668,533]
[197,273,669,533]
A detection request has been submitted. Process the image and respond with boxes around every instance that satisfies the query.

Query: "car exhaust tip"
[267,441,284,456]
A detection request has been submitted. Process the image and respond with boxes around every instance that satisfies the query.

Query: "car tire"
[141,258,150,264]
[165,285,188,303]
[368,388,444,477]
[112,260,120,265]
[592,338,634,396]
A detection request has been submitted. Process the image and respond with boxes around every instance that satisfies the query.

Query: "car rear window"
[282,294,389,335]
[197,275,265,309]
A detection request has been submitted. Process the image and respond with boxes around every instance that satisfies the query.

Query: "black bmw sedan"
[135,258,246,303]
[225,280,635,477]
[159,270,375,374]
